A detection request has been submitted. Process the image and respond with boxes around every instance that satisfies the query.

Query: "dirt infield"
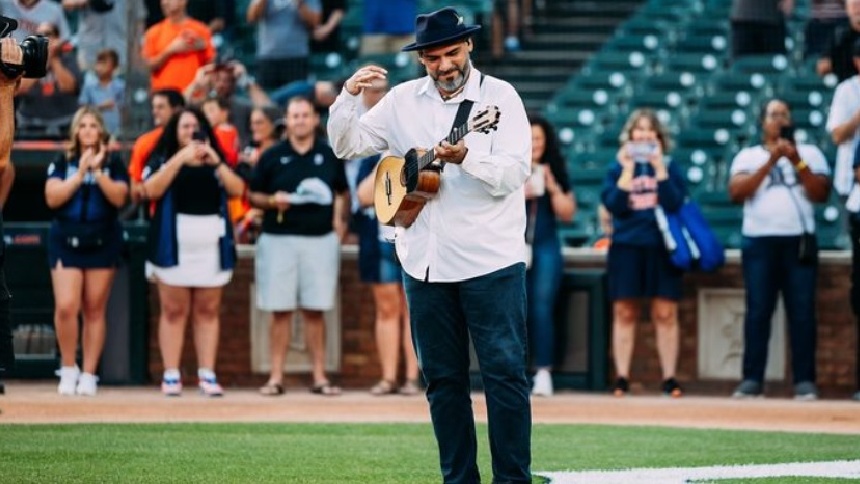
[1,383,858,434]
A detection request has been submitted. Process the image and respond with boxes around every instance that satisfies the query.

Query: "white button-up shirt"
[327,66,531,282]
[825,75,860,195]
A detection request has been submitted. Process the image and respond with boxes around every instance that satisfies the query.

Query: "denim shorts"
[359,239,402,284]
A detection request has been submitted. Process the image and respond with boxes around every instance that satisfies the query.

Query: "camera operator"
[0,36,24,393]
[15,21,80,137]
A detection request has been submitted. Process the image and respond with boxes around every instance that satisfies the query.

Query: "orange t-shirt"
[128,127,164,182]
[213,123,239,167]
[142,17,214,92]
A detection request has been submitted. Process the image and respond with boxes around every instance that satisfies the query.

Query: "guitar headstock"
[468,105,501,134]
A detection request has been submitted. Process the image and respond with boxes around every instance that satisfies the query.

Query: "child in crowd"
[202,96,240,166]
[202,96,246,229]
[78,49,125,136]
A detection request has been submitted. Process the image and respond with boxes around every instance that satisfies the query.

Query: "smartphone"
[191,130,207,142]
[779,125,795,144]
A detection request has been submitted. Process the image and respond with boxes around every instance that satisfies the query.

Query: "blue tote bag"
[655,200,725,272]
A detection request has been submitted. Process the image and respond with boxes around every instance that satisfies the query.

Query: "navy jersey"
[601,161,687,247]
[250,138,348,236]
[47,152,129,224]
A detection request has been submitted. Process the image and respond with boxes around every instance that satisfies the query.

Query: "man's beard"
[434,62,470,94]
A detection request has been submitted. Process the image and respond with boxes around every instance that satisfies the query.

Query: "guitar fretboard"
[415,123,470,171]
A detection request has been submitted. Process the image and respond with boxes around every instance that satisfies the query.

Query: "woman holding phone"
[524,114,576,397]
[45,106,129,396]
[728,98,830,400]
[141,107,246,397]
[601,108,688,398]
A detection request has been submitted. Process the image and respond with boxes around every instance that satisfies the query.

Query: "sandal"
[310,381,341,396]
[259,382,285,396]
[399,380,420,396]
[370,380,398,396]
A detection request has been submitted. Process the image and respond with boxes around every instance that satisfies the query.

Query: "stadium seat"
[568,71,638,100]
[641,72,702,95]
[681,17,730,38]
[664,52,722,75]
[709,72,771,96]
[617,18,673,40]
[730,54,791,75]
[602,34,663,57]
[673,33,729,56]
[696,90,757,111]
[585,50,653,75]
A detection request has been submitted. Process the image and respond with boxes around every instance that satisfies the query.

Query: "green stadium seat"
[682,17,730,38]
[696,90,757,111]
[730,54,791,75]
[709,72,771,95]
[644,72,701,93]
[618,18,673,40]
[602,34,664,56]
[664,52,722,74]
[674,33,729,56]
[585,50,653,75]
[569,71,638,100]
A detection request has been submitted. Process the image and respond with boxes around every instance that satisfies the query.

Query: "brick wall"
[147,247,858,398]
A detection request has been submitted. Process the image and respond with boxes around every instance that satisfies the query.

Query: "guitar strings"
[404,124,469,173]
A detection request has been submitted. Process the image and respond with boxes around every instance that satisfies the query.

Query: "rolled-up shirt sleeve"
[327,88,391,160]
[458,87,531,197]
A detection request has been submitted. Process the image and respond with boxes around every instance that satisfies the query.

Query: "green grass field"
[1,423,858,483]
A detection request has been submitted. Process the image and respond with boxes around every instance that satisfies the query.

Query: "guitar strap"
[433,74,484,173]
[449,73,485,138]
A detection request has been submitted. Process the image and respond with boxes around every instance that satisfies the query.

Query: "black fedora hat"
[401,7,482,52]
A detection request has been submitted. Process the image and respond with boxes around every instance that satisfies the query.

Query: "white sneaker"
[532,369,553,397]
[56,366,80,396]
[76,372,99,396]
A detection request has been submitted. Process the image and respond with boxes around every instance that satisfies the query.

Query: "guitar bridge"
[384,172,392,205]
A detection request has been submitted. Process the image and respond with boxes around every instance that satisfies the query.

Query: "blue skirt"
[607,243,683,301]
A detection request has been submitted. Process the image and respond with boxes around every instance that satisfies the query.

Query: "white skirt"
[147,214,233,288]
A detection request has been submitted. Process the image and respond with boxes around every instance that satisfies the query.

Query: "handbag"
[797,231,817,264]
[655,200,725,272]
[784,184,818,265]
[59,220,108,251]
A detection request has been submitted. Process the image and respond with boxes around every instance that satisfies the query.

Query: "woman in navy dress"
[45,106,129,396]
[601,109,687,398]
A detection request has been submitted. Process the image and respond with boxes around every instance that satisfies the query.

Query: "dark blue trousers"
[526,239,563,368]
[741,236,818,384]
[404,263,531,484]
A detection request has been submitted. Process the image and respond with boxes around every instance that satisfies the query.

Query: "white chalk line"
[539,459,860,483]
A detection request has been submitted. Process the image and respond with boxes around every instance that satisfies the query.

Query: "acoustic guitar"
[373,105,501,227]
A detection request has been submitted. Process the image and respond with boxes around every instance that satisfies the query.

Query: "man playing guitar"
[327,6,533,484]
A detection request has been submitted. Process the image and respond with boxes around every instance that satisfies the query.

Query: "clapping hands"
[80,143,107,172]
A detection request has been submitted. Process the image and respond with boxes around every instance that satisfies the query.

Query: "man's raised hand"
[345,65,388,96]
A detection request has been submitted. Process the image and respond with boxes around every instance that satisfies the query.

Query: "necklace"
[440,83,466,101]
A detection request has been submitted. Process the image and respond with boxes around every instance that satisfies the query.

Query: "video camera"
[0,15,48,79]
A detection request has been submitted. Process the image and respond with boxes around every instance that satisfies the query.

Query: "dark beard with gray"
[434,62,470,94]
